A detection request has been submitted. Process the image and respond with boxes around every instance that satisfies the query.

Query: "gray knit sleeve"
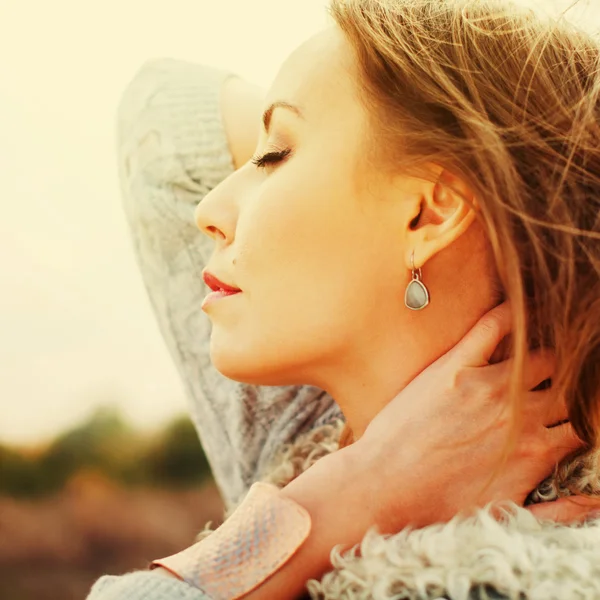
[87,572,212,600]
[117,58,342,509]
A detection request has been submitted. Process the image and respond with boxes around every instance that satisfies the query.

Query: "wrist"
[149,444,406,600]
[279,445,379,562]
[151,482,312,600]
[350,434,447,531]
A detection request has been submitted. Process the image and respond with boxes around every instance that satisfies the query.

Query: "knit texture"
[88,571,210,600]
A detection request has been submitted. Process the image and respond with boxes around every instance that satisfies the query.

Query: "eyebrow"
[262,101,304,133]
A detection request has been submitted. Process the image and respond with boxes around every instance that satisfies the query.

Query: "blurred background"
[0,0,598,599]
[0,1,329,598]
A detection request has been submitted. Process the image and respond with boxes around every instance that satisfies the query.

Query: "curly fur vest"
[204,421,600,600]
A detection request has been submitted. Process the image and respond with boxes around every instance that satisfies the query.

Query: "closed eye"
[251,148,292,169]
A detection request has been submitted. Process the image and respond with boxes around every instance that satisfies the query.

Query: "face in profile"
[195,25,490,403]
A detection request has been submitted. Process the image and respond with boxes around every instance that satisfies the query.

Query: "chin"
[213,362,296,387]
[210,344,303,387]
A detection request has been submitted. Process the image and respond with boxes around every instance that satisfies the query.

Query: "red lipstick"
[201,271,242,310]
[202,271,241,293]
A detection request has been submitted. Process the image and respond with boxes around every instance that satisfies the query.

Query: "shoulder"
[310,506,600,599]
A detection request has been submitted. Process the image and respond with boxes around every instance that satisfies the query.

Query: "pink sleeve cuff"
[150,483,311,600]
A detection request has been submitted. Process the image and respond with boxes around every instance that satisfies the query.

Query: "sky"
[0,0,598,445]
[0,0,329,445]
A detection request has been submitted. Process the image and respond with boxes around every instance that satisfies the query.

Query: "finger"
[545,422,584,464]
[452,302,512,367]
[524,389,568,428]
[528,495,600,524]
[521,349,555,391]
[485,348,555,393]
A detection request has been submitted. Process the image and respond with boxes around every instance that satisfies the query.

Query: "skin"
[220,76,264,171]
[154,305,589,598]
[196,26,498,439]
[152,22,600,599]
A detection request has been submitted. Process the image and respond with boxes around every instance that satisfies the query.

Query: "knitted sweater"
[88,58,341,600]
[88,59,600,600]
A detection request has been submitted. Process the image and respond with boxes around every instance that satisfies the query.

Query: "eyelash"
[250,148,292,169]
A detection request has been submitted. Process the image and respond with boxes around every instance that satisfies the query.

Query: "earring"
[405,251,430,311]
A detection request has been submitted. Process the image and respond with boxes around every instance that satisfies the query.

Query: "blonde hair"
[329,0,600,447]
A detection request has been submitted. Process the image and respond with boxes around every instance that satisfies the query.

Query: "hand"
[351,302,583,531]
[529,495,600,523]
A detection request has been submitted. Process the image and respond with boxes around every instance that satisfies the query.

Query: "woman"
[90,0,600,597]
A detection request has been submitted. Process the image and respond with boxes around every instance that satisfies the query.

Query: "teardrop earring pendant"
[404,251,430,311]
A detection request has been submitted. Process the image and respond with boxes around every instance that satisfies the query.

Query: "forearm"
[152,446,384,600]
[244,448,375,599]
[220,76,264,170]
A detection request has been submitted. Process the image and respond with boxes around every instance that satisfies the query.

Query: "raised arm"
[116,58,342,509]
[219,76,264,169]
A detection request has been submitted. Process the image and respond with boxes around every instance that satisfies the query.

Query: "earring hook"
[410,250,423,281]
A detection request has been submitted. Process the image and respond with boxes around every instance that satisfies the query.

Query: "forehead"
[265,26,364,129]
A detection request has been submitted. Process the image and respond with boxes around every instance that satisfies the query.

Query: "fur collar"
[255,421,600,600]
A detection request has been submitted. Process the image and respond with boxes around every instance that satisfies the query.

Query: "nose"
[195,175,238,244]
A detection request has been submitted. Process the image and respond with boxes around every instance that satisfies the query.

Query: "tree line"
[0,408,212,498]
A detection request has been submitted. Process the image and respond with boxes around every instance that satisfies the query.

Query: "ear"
[404,167,478,268]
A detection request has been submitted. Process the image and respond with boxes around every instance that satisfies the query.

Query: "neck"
[320,327,445,441]
[317,298,497,442]
[308,224,499,440]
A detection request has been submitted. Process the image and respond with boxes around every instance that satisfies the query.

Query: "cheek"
[209,293,359,386]
[209,156,405,384]
[207,178,362,381]
[237,140,377,272]
[235,167,349,286]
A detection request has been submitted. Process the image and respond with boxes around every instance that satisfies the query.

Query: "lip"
[202,270,241,293]
[201,289,241,310]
